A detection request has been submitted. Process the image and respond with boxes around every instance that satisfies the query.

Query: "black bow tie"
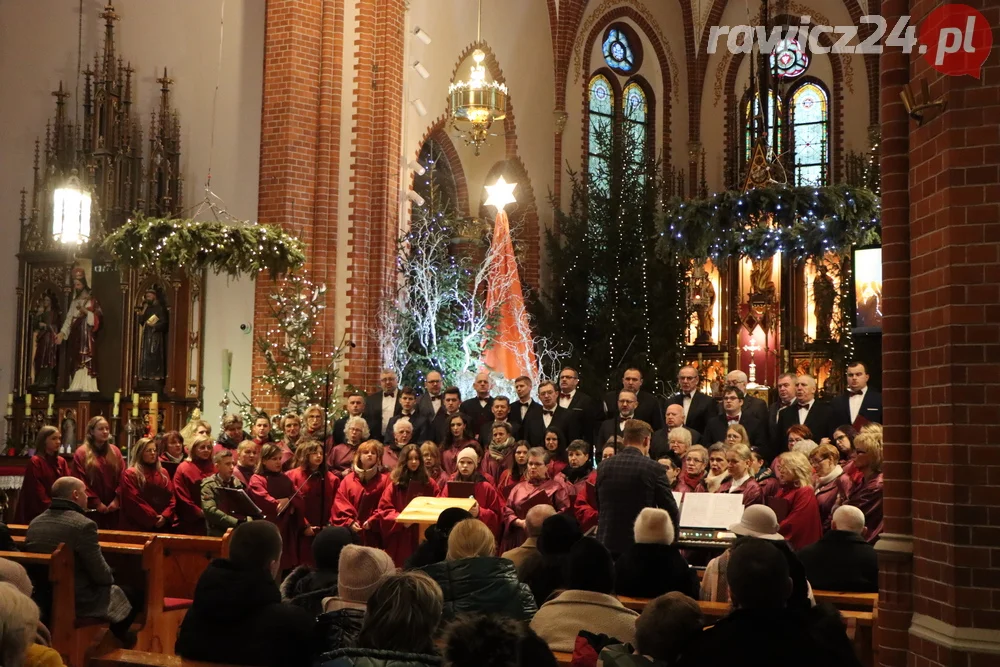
[619,416,631,423]
[727,416,740,422]
[384,392,394,398]
[798,402,811,410]
[543,410,554,416]
[848,389,863,396]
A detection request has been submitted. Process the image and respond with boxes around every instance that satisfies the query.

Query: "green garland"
[103,216,306,278]
[656,185,881,264]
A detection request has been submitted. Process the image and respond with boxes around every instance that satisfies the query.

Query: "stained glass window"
[744,91,782,163]
[623,82,648,178]
[770,38,809,79]
[603,26,638,72]
[791,82,829,186]
[588,74,614,196]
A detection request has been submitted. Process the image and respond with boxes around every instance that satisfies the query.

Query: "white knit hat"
[633,507,675,545]
[337,545,396,603]
[728,504,783,540]
[457,446,480,465]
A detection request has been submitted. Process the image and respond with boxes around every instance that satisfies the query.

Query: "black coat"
[667,392,717,435]
[176,559,317,666]
[418,556,537,621]
[364,391,402,442]
[319,648,441,667]
[280,565,339,616]
[460,396,495,437]
[776,399,836,453]
[596,416,629,450]
[702,413,768,450]
[561,391,600,445]
[432,411,470,446]
[830,389,884,428]
[521,406,572,448]
[797,530,879,592]
[384,413,432,444]
[733,394,770,427]
[416,392,444,421]
[509,400,541,436]
[316,607,365,654]
[613,543,699,599]
[602,390,665,430]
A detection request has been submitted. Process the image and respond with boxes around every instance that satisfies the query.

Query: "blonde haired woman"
[179,418,211,446]
[718,443,764,506]
[331,440,389,548]
[119,437,175,531]
[725,424,750,447]
[71,416,124,529]
[419,441,449,488]
[774,451,823,550]
[418,519,536,622]
[173,435,217,534]
[675,444,708,493]
[841,424,883,542]
[810,443,852,531]
[0,582,65,667]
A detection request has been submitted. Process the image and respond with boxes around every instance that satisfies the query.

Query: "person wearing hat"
[437,446,505,539]
[280,526,357,615]
[318,544,396,652]
[614,508,698,599]
[699,505,813,610]
[405,507,472,569]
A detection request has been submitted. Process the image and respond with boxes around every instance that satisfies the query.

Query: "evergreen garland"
[103,216,306,278]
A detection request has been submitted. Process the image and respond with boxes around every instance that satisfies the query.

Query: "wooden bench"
[91,648,244,666]
[619,590,878,613]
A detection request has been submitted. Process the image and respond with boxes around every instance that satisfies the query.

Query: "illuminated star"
[484,176,517,211]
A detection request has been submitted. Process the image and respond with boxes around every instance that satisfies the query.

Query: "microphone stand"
[319,369,332,530]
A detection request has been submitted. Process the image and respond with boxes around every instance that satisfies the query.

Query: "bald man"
[460,371,495,436]
[500,504,556,571]
[775,374,835,458]
[797,506,878,592]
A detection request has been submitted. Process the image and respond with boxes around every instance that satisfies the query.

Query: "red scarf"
[679,470,705,490]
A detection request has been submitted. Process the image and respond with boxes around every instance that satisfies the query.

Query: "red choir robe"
[718,476,765,506]
[441,440,477,476]
[842,458,865,487]
[249,470,299,570]
[844,472,883,543]
[571,470,599,533]
[675,472,707,494]
[373,477,439,567]
[497,469,525,501]
[15,452,71,523]
[382,443,411,471]
[331,468,389,547]
[328,443,359,476]
[438,473,505,538]
[501,478,571,552]
[286,466,340,567]
[233,464,256,488]
[815,468,853,531]
[212,442,238,458]
[757,472,781,502]
[480,447,514,488]
[158,452,185,480]
[775,484,823,550]
[275,442,295,471]
[546,459,568,479]
[426,467,450,490]
[119,465,176,531]
[173,458,217,535]
[72,444,125,529]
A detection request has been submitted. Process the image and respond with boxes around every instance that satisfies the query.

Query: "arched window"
[623,81,648,183]
[790,82,829,186]
[588,74,615,196]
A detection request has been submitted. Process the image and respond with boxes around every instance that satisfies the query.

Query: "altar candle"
[24,393,31,417]
[132,392,140,418]
[221,349,232,393]
[723,351,729,372]
[151,393,158,405]
[47,394,54,417]
[112,402,119,419]
[113,392,120,408]
[5,394,12,417]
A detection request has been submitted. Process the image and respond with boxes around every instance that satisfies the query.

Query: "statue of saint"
[750,257,776,301]
[56,267,102,393]
[61,408,77,453]
[136,287,169,390]
[30,292,60,389]
[689,265,716,345]
[813,264,836,341]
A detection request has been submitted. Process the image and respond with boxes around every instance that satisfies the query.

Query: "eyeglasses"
[526,461,545,468]
[835,435,849,442]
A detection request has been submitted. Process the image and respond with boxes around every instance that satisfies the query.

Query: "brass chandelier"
[448,0,507,155]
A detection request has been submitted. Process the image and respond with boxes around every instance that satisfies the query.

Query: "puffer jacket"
[280,565,339,616]
[317,607,366,654]
[418,556,537,621]
[318,648,441,667]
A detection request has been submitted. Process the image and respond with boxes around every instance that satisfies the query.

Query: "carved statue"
[136,286,169,390]
[30,292,60,389]
[689,265,716,345]
[750,257,776,301]
[56,267,102,393]
[61,408,77,453]
[813,264,836,341]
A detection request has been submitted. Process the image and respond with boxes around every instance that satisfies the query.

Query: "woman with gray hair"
[0,581,65,667]
[329,416,370,475]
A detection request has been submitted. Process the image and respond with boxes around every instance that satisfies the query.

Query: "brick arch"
[580,7,673,178]
[413,115,472,217]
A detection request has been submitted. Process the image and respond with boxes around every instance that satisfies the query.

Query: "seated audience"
[15,426,70,524]
[0,558,52,648]
[157,430,186,479]
[442,614,557,667]
[318,571,443,667]
[798,506,878,593]
[614,508,698,599]
[438,448,505,538]
[25,477,136,645]
[176,521,316,666]
[717,444,763,506]
[809,444,852,531]
[0,581,65,667]
[374,443,440,566]
[773,451,823,550]
[675,445,708,493]
[281,526,356,615]
[679,540,862,667]
[501,504,555,572]
[843,424,884,543]
[420,518,536,621]
[331,440,389,548]
[501,447,571,552]
[530,537,638,653]
[406,507,472,569]
[599,592,703,667]
[118,437,175,531]
[318,544,397,652]
[704,443,729,492]
[200,449,252,537]
[173,435,217,535]
[519,513,584,606]
[496,441,530,500]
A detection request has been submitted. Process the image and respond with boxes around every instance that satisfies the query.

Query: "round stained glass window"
[770,38,809,78]
[603,25,641,73]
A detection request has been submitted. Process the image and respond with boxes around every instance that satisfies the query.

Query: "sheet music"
[673,491,684,509]
[679,493,745,529]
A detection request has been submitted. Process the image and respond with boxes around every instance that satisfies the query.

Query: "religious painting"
[853,247,882,333]
[687,260,721,346]
[28,287,62,391]
[803,254,843,343]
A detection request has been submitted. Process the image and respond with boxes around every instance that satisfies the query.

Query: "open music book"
[678,492,744,530]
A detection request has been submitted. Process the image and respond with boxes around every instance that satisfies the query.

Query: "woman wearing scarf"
[481,422,516,485]
[331,441,389,547]
[501,447,571,552]
[382,420,415,470]
[675,445,708,493]
[809,443,853,531]
[438,447,505,539]
[158,430,187,479]
[705,443,730,493]
[717,444,764,506]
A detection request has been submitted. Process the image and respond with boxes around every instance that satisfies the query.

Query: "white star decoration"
[484,176,517,211]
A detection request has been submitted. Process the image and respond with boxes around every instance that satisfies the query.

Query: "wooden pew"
[91,648,244,667]
[619,590,878,613]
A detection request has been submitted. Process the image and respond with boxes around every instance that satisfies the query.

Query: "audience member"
[442,614,557,667]
[530,537,638,653]
[501,504,555,571]
[518,513,583,606]
[318,571,443,667]
[176,521,316,666]
[773,451,823,550]
[0,581,65,667]
[0,558,51,647]
[406,507,472,569]
[318,544,396,652]
[281,526,357,615]
[614,508,698,599]
[419,518,536,621]
[798,506,878,592]
[599,592,703,667]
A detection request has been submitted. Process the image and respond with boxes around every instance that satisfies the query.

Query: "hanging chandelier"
[448,0,507,155]
[52,171,92,245]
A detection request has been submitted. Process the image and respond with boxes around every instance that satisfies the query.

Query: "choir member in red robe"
[233,440,259,487]
[437,446,505,539]
[383,420,415,470]
[72,416,125,529]
[829,425,864,487]
[543,429,569,478]
[119,437,176,531]
[372,443,439,566]
[180,418,212,447]
[420,441,450,489]
[331,440,388,547]
[675,445,708,493]
[809,444,853,531]
[249,443,299,570]
[705,443,731,493]
[279,412,303,457]
[842,425,884,543]
[213,414,246,458]
[717,443,764,506]
[303,405,328,442]
[774,451,823,550]
[481,423,516,485]
[173,436,217,535]
[251,414,273,448]
[440,414,479,476]
[158,430,186,479]
[497,442,530,500]
[15,426,71,523]
[285,440,340,567]
[328,416,368,476]
[565,440,598,532]
[501,447,571,552]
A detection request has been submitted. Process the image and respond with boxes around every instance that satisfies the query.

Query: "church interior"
[0,0,996,665]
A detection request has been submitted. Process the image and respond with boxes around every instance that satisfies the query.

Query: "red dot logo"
[919,4,993,78]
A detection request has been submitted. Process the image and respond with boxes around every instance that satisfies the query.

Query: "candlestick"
[222,349,233,393]
[24,393,31,417]
[113,392,120,407]
[131,392,139,418]
[151,393,158,405]
[112,403,119,419]
[47,394,54,417]
[5,394,11,418]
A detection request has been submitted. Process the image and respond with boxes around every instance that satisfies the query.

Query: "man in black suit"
[595,419,679,557]
[768,372,796,445]
[416,370,445,420]
[602,368,665,431]
[597,391,638,447]
[365,369,402,442]
[797,505,878,592]
[702,387,767,449]
[460,371,495,436]
[650,404,701,459]
[384,387,431,443]
[333,391,380,445]
[777,374,835,459]
[668,365,716,435]
[509,375,540,434]
[522,380,571,447]
[831,361,883,428]
[479,395,516,444]
[558,366,599,445]
[723,370,769,425]
[432,386,465,445]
